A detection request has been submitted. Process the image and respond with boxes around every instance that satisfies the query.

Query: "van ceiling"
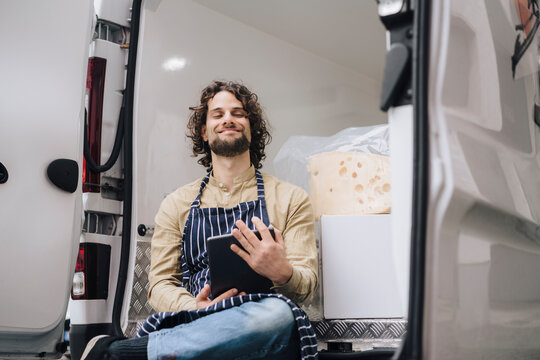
[194,0,386,82]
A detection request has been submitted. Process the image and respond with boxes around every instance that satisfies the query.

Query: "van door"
[0,0,93,357]
[423,0,540,358]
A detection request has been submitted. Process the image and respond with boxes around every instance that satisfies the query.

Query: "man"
[82,81,318,360]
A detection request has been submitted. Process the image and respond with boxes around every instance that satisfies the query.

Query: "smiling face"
[202,91,251,157]
[186,81,271,171]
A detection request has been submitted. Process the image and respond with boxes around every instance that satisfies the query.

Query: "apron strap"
[254,170,265,200]
[190,172,211,208]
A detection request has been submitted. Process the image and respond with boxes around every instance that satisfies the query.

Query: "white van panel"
[0,0,92,353]
[389,104,413,316]
[425,0,540,357]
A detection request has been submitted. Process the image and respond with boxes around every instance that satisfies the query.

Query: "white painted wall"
[133,0,386,227]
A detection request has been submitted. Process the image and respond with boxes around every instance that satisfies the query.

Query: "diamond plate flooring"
[313,319,406,350]
[313,319,406,340]
[125,240,155,338]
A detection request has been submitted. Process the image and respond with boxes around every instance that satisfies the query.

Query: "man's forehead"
[208,92,245,111]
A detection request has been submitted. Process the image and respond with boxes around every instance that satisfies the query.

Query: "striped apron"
[137,170,318,359]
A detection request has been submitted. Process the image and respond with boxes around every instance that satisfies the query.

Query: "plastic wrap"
[273,125,389,193]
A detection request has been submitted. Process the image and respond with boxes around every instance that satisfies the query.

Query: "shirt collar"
[208,165,256,187]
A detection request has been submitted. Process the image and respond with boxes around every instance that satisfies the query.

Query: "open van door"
[0,0,93,357]
[420,0,540,358]
[378,0,540,358]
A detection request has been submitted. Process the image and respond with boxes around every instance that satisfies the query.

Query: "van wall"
[133,0,386,225]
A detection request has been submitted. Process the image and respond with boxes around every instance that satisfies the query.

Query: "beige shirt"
[148,166,319,312]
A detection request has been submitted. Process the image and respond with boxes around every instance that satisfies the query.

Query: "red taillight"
[83,57,107,193]
[75,246,85,272]
[72,245,86,298]
[71,243,111,300]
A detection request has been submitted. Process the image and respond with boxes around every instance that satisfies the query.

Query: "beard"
[209,132,250,157]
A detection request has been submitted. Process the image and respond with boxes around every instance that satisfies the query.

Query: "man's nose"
[222,112,233,123]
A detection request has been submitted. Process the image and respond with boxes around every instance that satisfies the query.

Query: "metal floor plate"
[313,319,406,351]
[313,319,406,340]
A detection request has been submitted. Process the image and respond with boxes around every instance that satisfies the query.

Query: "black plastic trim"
[0,162,8,184]
[47,159,79,193]
[379,17,414,112]
[137,223,148,236]
[319,349,395,359]
[394,0,430,359]
[111,0,141,337]
[380,42,411,111]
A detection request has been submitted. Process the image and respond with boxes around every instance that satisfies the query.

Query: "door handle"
[0,162,8,184]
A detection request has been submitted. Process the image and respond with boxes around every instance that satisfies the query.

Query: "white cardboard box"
[321,214,404,319]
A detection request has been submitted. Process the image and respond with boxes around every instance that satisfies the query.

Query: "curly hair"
[186,80,271,171]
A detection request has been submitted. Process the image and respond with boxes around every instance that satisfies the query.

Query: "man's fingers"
[232,225,256,252]
[235,220,261,248]
[274,228,285,247]
[252,217,274,243]
[230,243,251,264]
[196,284,210,303]
[214,288,238,302]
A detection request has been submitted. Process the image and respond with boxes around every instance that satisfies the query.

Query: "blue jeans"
[147,297,299,360]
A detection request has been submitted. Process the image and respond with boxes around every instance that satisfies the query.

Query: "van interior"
[124,0,410,355]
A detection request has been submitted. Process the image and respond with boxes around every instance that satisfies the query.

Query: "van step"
[313,319,406,351]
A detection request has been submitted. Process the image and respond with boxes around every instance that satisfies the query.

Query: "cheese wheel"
[308,152,391,218]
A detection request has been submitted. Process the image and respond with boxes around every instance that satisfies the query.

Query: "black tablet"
[207,228,275,299]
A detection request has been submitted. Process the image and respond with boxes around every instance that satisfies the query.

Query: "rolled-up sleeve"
[272,188,319,303]
[148,194,197,312]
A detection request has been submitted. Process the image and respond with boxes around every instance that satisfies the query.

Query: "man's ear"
[201,124,208,142]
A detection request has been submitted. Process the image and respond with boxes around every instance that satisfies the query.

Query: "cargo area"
[128,0,412,350]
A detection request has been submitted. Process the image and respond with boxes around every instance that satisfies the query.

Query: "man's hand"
[195,284,242,309]
[230,217,293,286]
